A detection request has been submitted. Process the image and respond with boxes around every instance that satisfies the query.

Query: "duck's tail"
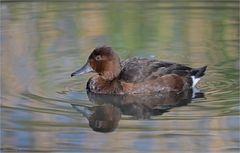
[190,66,207,87]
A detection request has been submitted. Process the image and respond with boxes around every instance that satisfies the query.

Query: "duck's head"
[71,46,121,80]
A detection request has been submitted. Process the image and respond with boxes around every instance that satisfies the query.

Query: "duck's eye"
[95,55,102,61]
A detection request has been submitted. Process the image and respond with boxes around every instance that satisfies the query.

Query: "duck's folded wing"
[119,58,192,83]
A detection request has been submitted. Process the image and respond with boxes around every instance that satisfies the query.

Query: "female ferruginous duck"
[71,46,207,95]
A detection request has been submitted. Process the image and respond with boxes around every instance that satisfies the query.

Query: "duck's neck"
[100,58,121,81]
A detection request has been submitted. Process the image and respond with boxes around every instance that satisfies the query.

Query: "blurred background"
[1,1,239,153]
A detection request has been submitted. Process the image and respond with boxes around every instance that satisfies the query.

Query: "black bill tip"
[71,73,75,77]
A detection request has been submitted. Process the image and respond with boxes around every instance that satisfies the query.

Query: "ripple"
[200,68,239,98]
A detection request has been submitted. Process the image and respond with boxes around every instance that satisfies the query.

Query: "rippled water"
[1,1,239,153]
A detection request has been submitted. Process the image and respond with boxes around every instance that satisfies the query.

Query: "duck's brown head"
[71,46,121,81]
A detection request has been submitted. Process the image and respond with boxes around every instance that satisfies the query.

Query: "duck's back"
[119,57,194,83]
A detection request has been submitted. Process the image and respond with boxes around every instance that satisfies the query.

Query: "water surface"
[1,1,239,153]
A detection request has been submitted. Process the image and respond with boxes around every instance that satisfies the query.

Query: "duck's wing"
[119,57,193,83]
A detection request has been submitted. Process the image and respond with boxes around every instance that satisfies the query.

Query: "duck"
[71,46,207,95]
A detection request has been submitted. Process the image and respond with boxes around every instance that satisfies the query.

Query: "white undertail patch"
[191,76,201,87]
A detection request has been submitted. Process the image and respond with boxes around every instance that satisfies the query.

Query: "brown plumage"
[71,46,207,94]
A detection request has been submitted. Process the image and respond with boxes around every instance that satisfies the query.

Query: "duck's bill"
[71,62,94,77]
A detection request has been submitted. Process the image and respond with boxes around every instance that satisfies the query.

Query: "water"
[1,1,239,153]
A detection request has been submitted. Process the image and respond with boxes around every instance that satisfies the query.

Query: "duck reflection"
[72,104,121,133]
[71,88,204,133]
